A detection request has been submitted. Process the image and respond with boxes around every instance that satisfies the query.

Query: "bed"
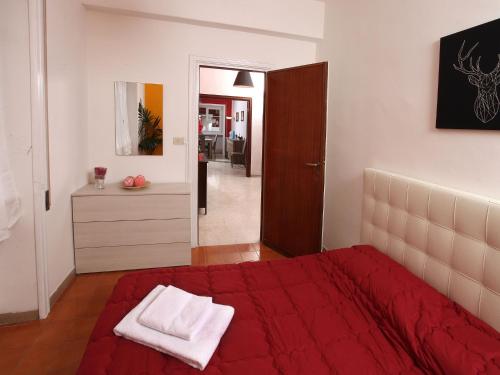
[77,169,500,374]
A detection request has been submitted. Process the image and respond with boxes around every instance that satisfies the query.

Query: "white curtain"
[0,94,22,242]
[115,81,132,155]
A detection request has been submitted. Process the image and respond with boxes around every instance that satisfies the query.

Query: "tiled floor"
[0,243,284,375]
[198,161,261,246]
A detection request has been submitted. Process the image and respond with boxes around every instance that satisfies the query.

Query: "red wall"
[199,95,232,137]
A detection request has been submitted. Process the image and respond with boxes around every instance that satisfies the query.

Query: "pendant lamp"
[233,71,254,88]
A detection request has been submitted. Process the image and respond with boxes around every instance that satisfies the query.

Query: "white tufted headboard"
[361,168,500,332]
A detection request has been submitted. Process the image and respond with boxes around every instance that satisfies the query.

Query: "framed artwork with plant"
[115,81,164,156]
[138,101,163,155]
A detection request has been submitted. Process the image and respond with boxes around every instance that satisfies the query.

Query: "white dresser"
[72,183,191,273]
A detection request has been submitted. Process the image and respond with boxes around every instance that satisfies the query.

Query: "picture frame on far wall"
[235,112,239,121]
[436,18,500,130]
[241,111,245,121]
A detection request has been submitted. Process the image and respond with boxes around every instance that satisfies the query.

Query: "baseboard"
[0,269,75,326]
[0,310,39,326]
[49,268,76,308]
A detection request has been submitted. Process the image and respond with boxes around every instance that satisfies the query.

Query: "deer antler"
[453,40,481,76]
[493,54,500,84]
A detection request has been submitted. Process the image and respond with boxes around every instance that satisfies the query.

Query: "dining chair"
[199,134,206,154]
[230,139,246,167]
[211,134,218,159]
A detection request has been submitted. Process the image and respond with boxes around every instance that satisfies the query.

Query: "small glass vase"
[94,166,107,189]
[94,176,105,189]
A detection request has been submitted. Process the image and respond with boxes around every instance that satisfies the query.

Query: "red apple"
[123,176,135,187]
[134,175,146,187]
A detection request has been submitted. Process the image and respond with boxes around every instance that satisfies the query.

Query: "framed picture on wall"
[241,111,245,121]
[235,112,239,121]
[436,18,500,130]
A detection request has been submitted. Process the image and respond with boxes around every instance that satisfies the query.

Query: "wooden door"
[261,62,328,257]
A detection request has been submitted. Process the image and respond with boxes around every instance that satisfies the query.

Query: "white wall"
[318,0,500,249]
[200,68,265,175]
[0,0,38,314]
[46,0,88,296]
[86,11,316,182]
[82,0,325,40]
[232,100,247,139]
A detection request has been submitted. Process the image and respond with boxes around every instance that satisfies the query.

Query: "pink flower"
[94,167,107,177]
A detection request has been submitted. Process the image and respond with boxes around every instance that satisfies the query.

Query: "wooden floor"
[0,243,284,375]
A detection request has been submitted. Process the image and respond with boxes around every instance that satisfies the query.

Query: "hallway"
[199,162,261,245]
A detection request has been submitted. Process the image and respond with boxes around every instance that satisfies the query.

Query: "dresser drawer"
[75,242,191,273]
[73,219,190,249]
[72,194,189,222]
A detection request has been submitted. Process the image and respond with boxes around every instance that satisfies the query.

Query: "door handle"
[305,161,324,167]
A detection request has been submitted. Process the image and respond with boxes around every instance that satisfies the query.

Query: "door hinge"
[45,190,51,211]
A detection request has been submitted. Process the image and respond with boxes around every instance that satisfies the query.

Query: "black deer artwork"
[437,18,500,130]
[453,41,500,124]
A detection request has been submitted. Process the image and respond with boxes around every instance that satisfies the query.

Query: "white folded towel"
[138,285,213,340]
[114,285,234,370]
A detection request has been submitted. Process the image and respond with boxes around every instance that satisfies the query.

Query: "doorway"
[197,67,265,246]
[199,94,253,176]
[189,57,328,257]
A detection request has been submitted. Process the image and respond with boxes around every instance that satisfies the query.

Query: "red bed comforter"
[77,245,500,374]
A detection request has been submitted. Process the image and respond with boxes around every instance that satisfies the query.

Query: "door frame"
[28,0,51,319]
[188,55,273,247]
[199,94,253,177]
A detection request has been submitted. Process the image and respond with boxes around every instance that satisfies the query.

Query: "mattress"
[77,245,500,374]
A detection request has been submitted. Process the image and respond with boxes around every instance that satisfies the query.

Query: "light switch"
[173,137,185,145]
